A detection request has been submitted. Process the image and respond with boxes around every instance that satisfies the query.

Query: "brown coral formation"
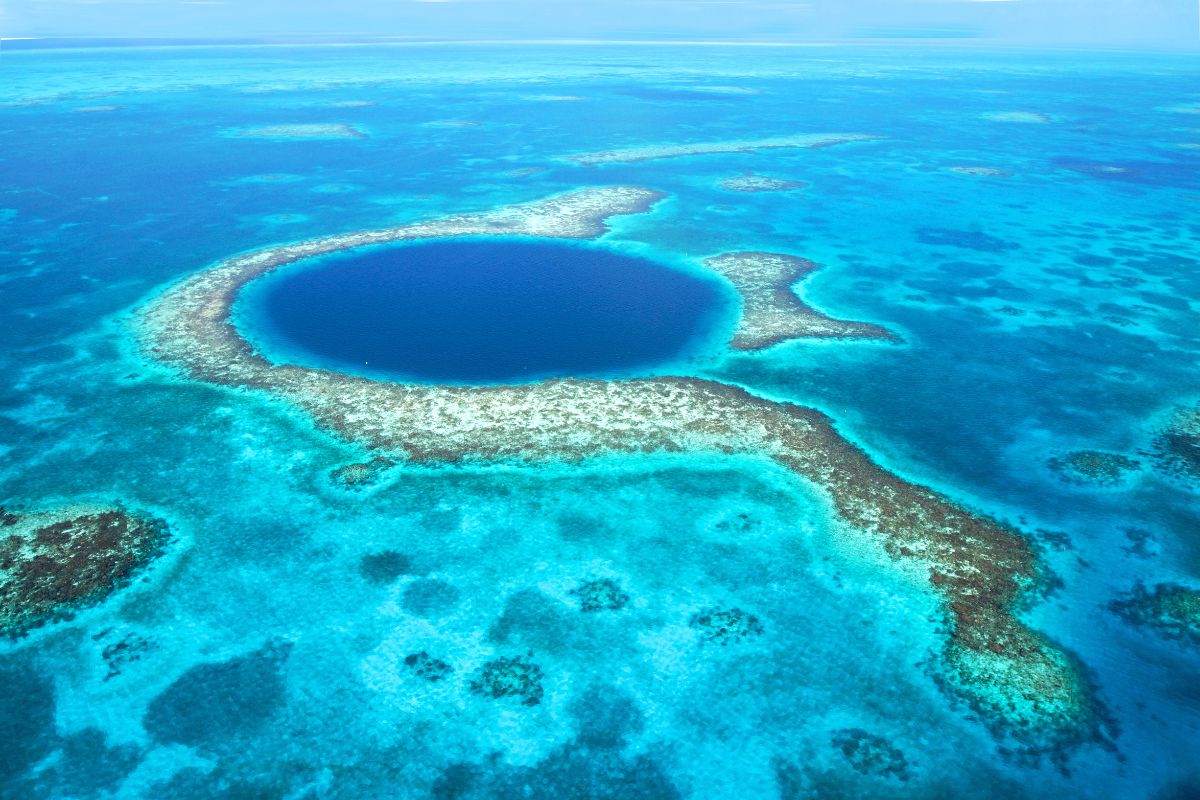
[1047,450,1141,487]
[470,655,545,706]
[330,457,395,489]
[689,606,763,645]
[1150,405,1200,485]
[135,186,1103,755]
[1110,583,1200,646]
[0,504,170,638]
[703,252,895,350]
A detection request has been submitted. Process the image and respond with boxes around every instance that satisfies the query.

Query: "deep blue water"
[241,240,726,383]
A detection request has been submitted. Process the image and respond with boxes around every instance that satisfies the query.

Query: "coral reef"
[1110,583,1200,646]
[917,228,1019,253]
[234,124,367,140]
[718,173,808,192]
[1047,450,1141,487]
[403,651,453,682]
[94,628,156,681]
[1121,527,1159,559]
[831,728,909,781]
[143,640,293,749]
[0,504,170,638]
[1150,406,1200,485]
[136,186,1106,755]
[947,166,1011,177]
[329,456,395,489]
[358,550,413,585]
[469,655,545,706]
[689,606,764,645]
[570,578,630,612]
[403,579,460,617]
[703,252,894,349]
[982,111,1052,124]
[565,133,880,165]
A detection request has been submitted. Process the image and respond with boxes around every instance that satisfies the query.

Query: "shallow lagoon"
[1,42,1199,800]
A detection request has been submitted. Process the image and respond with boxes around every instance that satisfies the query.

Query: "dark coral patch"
[689,606,764,645]
[403,579,460,617]
[570,685,645,748]
[0,657,57,786]
[916,228,1019,253]
[489,589,580,653]
[0,505,170,639]
[1048,450,1141,486]
[95,627,156,681]
[1110,583,1200,646]
[831,728,909,781]
[1150,406,1200,485]
[143,640,293,749]
[330,456,395,489]
[33,728,142,798]
[403,651,453,682]
[1053,157,1200,189]
[1121,527,1159,558]
[470,655,545,706]
[358,550,414,585]
[433,746,680,800]
[570,578,630,613]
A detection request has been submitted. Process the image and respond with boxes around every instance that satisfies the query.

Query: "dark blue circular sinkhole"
[238,239,727,384]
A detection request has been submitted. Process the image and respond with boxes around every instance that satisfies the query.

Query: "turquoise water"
[1,43,1199,798]
[236,240,727,383]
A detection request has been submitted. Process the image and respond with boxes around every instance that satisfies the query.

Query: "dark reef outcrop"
[404,651,454,682]
[143,640,293,750]
[1047,450,1141,486]
[571,578,630,612]
[689,606,764,645]
[330,456,395,489]
[470,655,545,706]
[1110,583,1200,646]
[831,728,910,781]
[1150,406,1200,485]
[0,504,169,639]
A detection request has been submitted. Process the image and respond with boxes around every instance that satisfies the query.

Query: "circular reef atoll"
[136,185,1108,757]
[0,503,170,639]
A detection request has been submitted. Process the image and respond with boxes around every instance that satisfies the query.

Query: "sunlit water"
[1,43,1198,799]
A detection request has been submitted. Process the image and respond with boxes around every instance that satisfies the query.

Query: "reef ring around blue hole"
[234,238,730,385]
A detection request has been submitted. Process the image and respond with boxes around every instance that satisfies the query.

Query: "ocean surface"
[1,42,1199,799]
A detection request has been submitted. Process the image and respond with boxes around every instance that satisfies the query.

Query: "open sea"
[1,42,1199,799]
